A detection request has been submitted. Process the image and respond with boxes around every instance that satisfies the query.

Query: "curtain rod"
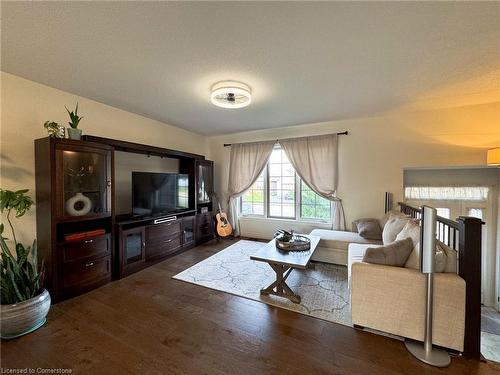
[223,131,348,147]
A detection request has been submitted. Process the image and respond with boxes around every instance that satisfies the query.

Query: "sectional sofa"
[310,210,466,352]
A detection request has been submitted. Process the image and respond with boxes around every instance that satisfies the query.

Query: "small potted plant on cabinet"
[0,189,50,339]
[43,121,65,138]
[65,102,83,140]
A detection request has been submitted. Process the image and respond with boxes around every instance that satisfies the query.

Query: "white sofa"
[310,229,382,265]
[309,214,466,352]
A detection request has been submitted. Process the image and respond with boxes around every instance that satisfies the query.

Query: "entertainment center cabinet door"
[196,212,214,244]
[182,216,196,248]
[55,143,112,220]
[196,160,213,204]
[120,226,146,276]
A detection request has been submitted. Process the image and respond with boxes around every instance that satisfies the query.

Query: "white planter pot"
[0,289,51,339]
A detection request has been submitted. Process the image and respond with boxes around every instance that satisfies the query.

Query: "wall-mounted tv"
[132,172,190,217]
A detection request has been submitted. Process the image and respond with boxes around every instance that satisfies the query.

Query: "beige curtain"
[228,141,275,236]
[279,134,346,230]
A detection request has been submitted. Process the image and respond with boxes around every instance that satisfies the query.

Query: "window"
[240,147,331,222]
[467,208,484,220]
[435,208,450,219]
[241,173,265,215]
[300,182,331,221]
[268,148,295,218]
[404,186,489,201]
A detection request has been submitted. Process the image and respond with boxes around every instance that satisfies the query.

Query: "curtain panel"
[279,134,346,230]
[227,141,275,236]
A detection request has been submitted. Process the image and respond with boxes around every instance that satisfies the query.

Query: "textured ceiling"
[2,2,499,135]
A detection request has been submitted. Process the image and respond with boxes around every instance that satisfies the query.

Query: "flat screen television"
[132,172,190,217]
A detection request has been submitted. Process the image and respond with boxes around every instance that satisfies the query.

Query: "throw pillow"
[362,238,413,267]
[404,243,420,270]
[353,218,382,240]
[378,210,409,230]
[382,214,410,244]
[437,240,458,273]
[435,244,447,272]
[395,219,420,246]
[404,240,455,272]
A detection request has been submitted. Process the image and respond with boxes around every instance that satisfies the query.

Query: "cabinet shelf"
[56,212,112,223]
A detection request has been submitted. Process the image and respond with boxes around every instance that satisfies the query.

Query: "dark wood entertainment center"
[34,136,215,302]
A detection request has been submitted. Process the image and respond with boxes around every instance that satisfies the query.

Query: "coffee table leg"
[260,262,301,304]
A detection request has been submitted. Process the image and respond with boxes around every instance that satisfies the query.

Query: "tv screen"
[132,172,189,217]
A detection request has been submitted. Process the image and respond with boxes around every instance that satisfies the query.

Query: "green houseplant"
[0,189,50,339]
[43,121,64,138]
[65,102,84,140]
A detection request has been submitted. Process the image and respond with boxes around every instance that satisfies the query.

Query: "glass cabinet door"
[183,216,195,245]
[197,162,213,204]
[58,147,111,218]
[123,228,145,264]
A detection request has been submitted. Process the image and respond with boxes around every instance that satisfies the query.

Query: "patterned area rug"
[173,240,352,327]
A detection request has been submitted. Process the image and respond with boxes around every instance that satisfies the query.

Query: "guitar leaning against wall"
[215,202,233,238]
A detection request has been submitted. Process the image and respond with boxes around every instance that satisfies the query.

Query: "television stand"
[116,212,197,278]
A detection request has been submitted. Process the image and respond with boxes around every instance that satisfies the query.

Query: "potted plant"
[0,189,50,339]
[65,102,83,140]
[43,121,64,138]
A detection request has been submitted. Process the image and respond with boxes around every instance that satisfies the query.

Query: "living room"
[1,2,499,374]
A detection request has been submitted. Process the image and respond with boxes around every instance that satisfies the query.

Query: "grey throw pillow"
[354,218,382,240]
[362,238,413,267]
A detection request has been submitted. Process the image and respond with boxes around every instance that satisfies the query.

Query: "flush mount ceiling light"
[211,81,252,109]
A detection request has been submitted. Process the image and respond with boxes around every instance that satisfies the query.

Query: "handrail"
[398,202,459,228]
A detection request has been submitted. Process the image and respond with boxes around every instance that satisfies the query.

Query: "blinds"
[404,186,489,201]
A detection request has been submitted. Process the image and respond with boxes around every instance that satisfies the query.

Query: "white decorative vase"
[0,289,51,339]
[66,192,92,216]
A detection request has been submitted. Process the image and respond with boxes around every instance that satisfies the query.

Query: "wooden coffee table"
[250,235,320,303]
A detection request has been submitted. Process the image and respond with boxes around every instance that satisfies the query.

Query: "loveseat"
[309,210,466,352]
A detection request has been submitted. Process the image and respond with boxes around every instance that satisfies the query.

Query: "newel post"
[457,216,483,359]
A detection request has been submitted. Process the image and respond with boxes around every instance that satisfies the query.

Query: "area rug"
[173,240,352,327]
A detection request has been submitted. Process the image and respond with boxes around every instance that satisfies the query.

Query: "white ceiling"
[2,2,499,135]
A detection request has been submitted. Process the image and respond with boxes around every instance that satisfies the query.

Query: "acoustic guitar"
[215,202,233,237]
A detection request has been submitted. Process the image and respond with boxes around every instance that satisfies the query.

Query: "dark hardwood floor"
[1,239,498,374]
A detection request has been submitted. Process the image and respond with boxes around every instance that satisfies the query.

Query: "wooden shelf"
[56,213,112,223]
